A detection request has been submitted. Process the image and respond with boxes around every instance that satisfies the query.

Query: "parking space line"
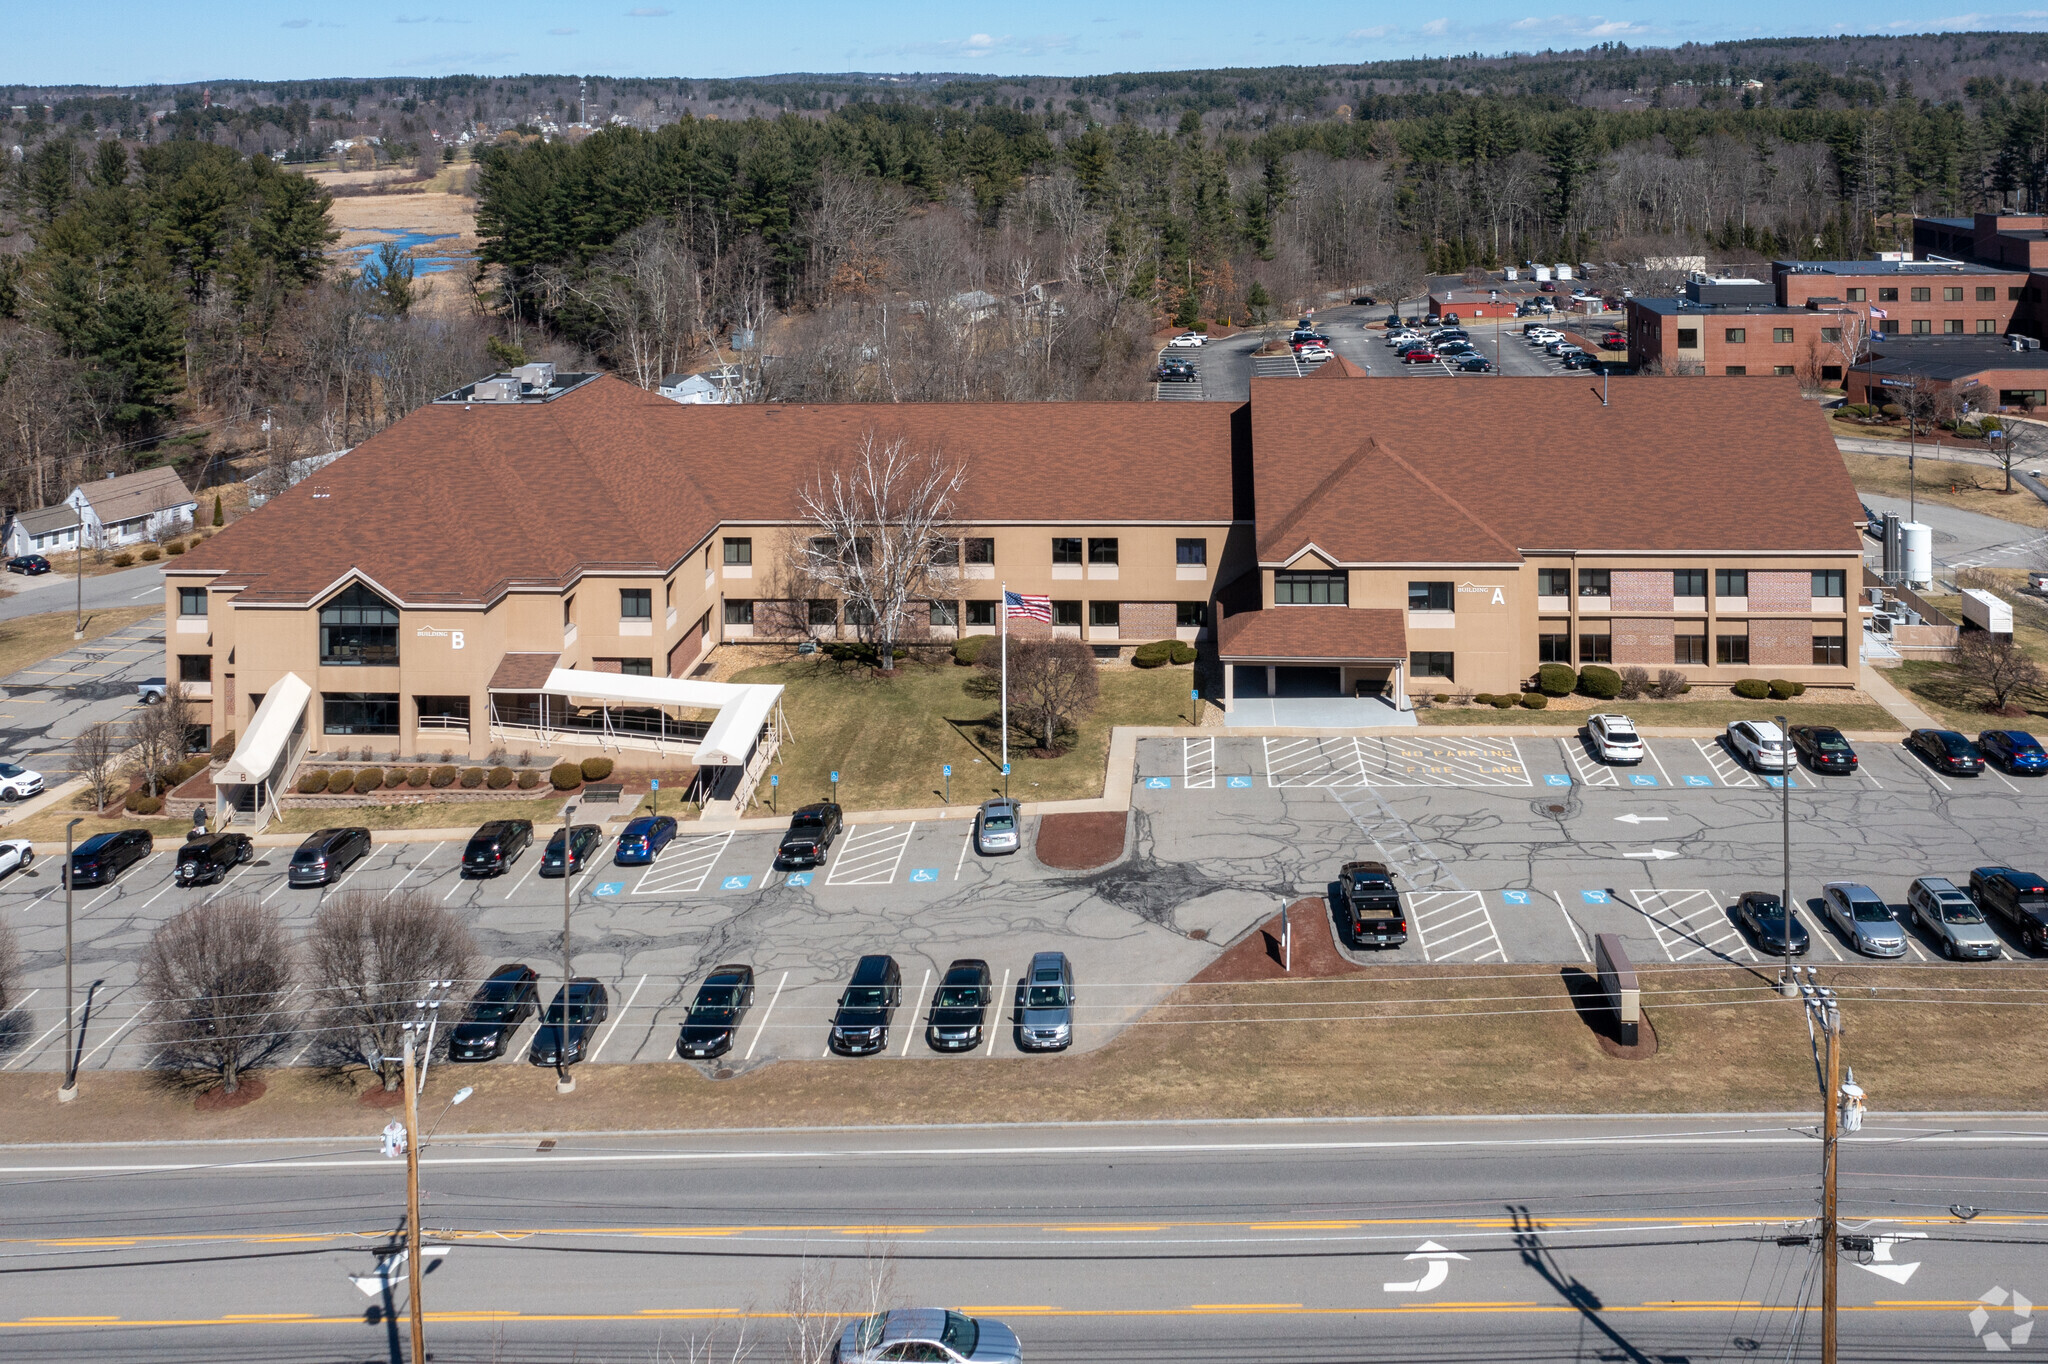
[900,968,932,1056]
[1558,736,1617,786]
[1693,739,1758,788]
[328,850,376,894]
[631,830,736,896]
[1643,740,1675,787]
[1986,765,2024,794]
[501,845,544,901]
[1183,737,1216,789]
[1404,890,1506,963]
[985,968,1010,1057]
[77,994,148,1066]
[384,842,443,898]
[589,974,645,1063]
[825,823,916,887]
[743,972,787,1061]
[1542,888,1594,961]
[1859,765,1884,790]
[1263,735,1367,788]
[955,829,972,879]
[1,1011,72,1070]
[1627,888,1751,963]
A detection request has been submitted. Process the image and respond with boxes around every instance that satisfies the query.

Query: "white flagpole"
[1000,580,1009,777]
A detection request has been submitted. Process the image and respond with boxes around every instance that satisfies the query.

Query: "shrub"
[354,767,384,794]
[125,792,162,815]
[550,763,583,791]
[1576,665,1623,700]
[211,732,237,762]
[139,546,161,562]
[1652,669,1688,700]
[111,551,135,567]
[1732,678,1771,700]
[170,755,209,785]
[325,769,354,794]
[822,640,908,666]
[429,765,459,789]
[383,768,408,789]
[579,757,614,781]
[1880,402,1903,419]
[458,767,485,789]
[1472,693,1497,706]
[517,769,541,789]
[952,634,994,666]
[297,771,326,794]
[1789,681,1806,697]
[1519,693,1548,709]
[1489,694,1518,709]
[1535,663,1577,697]
[164,540,185,556]
[486,766,515,789]
[1618,666,1651,700]
[1433,693,1450,704]
[407,766,429,787]
[1169,640,1196,664]
[1767,678,1798,701]
[1131,640,1175,668]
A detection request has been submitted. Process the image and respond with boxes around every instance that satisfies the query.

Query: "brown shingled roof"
[488,652,561,691]
[1217,606,1407,660]
[1308,355,1370,380]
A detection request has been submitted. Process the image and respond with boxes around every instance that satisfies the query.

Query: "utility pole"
[1821,990,1840,1364]
[59,817,82,1101]
[1779,712,1797,998]
[558,800,576,1094]
[401,1029,425,1364]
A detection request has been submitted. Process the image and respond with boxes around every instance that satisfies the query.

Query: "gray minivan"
[1015,951,1075,1052]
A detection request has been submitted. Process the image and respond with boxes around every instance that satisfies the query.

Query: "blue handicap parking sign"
[721,875,753,891]
[1502,890,1532,905]
[785,871,813,887]
[1227,774,1253,788]
[1580,889,1610,904]
[1683,774,1713,787]
[1629,774,1659,787]
[909,868,938,883]
[1145,776,1173,789]
[593,882,623,897]
[1545,773,1572,787]
[943,764,952,776]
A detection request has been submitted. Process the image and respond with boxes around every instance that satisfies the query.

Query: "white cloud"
[1346,24,1396,39]
[1419,17,1449,35]
[867,32,1077,58]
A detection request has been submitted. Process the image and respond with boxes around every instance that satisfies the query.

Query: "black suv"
[175,832,253,887]
[778,802,843,868]
[539,824,603,877]
[527,979,608,1067]
[288,827,371,887]
[828,954,901,1056]
[1969,866,2048,953]
[462,819,534,877]
[677,964,757,1060]
[449,964,541,1061]
[66,829,152,887]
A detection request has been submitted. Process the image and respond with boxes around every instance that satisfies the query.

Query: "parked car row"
[1573,716,2048,782]
[1745,870,2042,960]
[828,950,1078,1056]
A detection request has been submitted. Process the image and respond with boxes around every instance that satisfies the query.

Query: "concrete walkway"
[1858,667,1945,730]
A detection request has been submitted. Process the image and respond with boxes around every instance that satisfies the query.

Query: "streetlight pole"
[557,801,576,1095]
[1779,713,1797,998]
[59,817,82,1101]
[73,532,84,641]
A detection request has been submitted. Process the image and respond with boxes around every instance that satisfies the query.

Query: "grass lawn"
[1841,450,2048,530]
[1420,697,1901,731]
[734,654,1196,812]
[0,604,161,683]
[1888,570,2048,731]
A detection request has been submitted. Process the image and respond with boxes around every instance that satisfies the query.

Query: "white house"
[66,467,198,548]
[657,369,746,405]
[2,504,82,558]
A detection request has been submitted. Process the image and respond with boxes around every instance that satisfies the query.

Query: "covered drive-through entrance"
[1215,606,1413,728]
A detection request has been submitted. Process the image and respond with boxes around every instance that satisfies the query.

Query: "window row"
[723,599,1211,628]
[1844,285,2000,303]
[321,694,476,736]
[1537,633,1848,666]
[1536,568,1844,599]
[728,536,1212,568]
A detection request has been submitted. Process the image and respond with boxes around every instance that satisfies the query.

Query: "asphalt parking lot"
[0,616,167,785]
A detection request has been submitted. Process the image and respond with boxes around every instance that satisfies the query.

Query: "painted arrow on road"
[1614,814,1669,825]
[1384,1240,1469,1293]
[1621,848,1681,860]
[1855,1232,1927,1286]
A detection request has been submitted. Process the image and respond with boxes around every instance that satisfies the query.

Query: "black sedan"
[527,979,609,1067]
[1454,355,1494,372]
[1736,891,1810,956]
[1788,725,1858,774]
[6,554,51,575]
[1906,728,1983,776]
[65,829,152,887]
[538,824,603,877]
[676,964,756,1060]
[450,964,541,1061]
[924,958,992,1053]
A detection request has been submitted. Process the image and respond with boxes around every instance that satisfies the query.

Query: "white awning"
[217,672,311,785]
[540,667,780,767]
[695,685,780,767]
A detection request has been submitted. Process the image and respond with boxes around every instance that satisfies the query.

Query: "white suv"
[0,762,43,802]
[1586,714,1645,764]
[1726,720,1791,771]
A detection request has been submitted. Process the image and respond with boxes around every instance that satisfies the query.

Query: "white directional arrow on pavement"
[349,1245,450,1297]
[1384,1240,1469,1293]
[1855,1232,1927,1286]
[1614,814,1669,825]
[1621,848,1680,860]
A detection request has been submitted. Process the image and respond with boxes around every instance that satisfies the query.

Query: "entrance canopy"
[1216,606,1407,664]
[536,667,782,768]
[218,671,311,784]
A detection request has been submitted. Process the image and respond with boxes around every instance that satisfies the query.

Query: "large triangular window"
[318,583,400,666]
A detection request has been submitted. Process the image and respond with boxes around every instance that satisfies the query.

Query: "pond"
[337,229,465,275]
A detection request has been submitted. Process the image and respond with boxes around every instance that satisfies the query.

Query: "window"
[415,696,469,727]
[1675,632,1707,665]
[1813,634,1847,666]
[178,586,207,616]
[177,654,212,683]
[1673,568,1706,598]
[1578,569,1611,598]
[319,584,399,666]
[1716,635,1750,665]
[1177,601,1208,627]
[564,595,574,627]
[930,600,958,627]
[2012,287,2027,301]
[1410,651,1454,680]
[927,537,958,566]
[1978,286,1997,302]
[808,599,837,626]
[723,599,753,626]
[1812,569,1845,598]
[1944,286,1964,302]
[1912,319,1932,335]
[1539,631,1572,663]
[1725,365,1748,375]
[1878,287,1898,302]
[620,658,653,677]
[1176,538,1208,565]
[1820,327,1842,343]
[722,537,751,565]
[844,600,875,627]
[322,692,400,736]
[665,579,674,608]
[964,537,994,565]
[965,599,996,626]
[1087,537,1119,565]
[1945,319,1965,335]
[620,588,652,619]
[1578,633,1612,664]
[1822,365,1843,382]
[1052,600,1082,626]
[1677,327,1699,349]
[1774,365,1796,377]
[1979,319,1998,334]
[2001,390,2046,408]
[1846,287,1866,302]
[1880,319,1901,334]
[1051,537,1082,565]
[1910,286,1931,302]
[1275,571,1347,604]
[1537,568,1571,597]
[1724,327,1747,344]
[1408,580,1453,612]
[1773,327,1794,343]
[1715,569,1748,599]
[1089,601,1119,627]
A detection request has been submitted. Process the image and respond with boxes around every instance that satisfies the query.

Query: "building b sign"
[417,626,465,649]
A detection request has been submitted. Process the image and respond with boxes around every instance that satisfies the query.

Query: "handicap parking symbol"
[1763,774,1792,789]
[1145,776,1173,789]
[1545,773,1572,786]
[784,871,813,888]
[1502,890,1532,905]
[1580,889,1610,904]
[721,875,753,891]
[1227,774,1253,789]
[593,882,623,898]
[1628,773,1659,787]
[908,868,938,883]
[1683,774,1714,787]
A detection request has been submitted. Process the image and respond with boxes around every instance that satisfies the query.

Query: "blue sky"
[9,1,2047,86]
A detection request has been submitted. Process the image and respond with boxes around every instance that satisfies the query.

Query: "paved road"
[1,1116,2040,1361]
[6,731,2047,1081]
[0,614,168,786]
[0,562,165,624]
[1858,493,2048,578]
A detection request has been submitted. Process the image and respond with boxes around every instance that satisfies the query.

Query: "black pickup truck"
[1334,860,1407,948]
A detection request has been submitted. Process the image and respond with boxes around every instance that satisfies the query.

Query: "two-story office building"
[170,367,1861,813]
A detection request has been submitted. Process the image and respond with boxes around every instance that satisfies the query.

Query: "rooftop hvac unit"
[1870,613,1894,636]
[512,362,556,390]
[471,378,521,402]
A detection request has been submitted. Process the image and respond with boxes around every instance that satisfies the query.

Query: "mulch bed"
[358,1085,406,1109]
[1033,811,1127,869]
[1195,898,1356,980]
[193,1077,266,1111]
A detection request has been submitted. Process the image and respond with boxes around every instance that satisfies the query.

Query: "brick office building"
[1772,258,2026,338]
[1626,276,1856,380]
[1843,334,2048,412]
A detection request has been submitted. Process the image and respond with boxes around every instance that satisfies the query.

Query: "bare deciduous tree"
[1985,418,2032,494]
[140,895,298,1095]
[985,636,1100,752]
[306,890,476,1091]
[127,683,194,797]
[1958,630,2044,713]
[798,431,965,671]
[73,720,120,813]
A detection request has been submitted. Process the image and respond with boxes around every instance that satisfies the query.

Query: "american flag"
[1004,590,1051,622]
[1869,307,1888,319]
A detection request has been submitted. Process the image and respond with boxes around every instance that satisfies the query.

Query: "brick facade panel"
[1611,571,1673,612]
[1750,618,1813,666]
[1119,601,1176,640]
[1611,617,1674,666]
[1748,571,1810,612]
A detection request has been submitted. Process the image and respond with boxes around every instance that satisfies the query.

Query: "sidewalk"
[1857,668,1944,730]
